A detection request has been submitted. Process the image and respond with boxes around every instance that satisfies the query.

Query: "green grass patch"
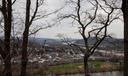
[42,61,118,75]
[47,63,84,74]
[90,60,105,68]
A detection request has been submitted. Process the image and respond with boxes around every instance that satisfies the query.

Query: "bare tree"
[58,0,121,75]
[0,0,13,76]
[20,0,41,76]
[121,0,128,76]
[20,0,62,75]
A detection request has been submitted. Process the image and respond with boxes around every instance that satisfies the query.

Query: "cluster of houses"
[0,38,123,65]
[2,44,122,65]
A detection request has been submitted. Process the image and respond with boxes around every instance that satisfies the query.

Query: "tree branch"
[89,3,115,56]
[12,0,17,5]
[29,0,39,26]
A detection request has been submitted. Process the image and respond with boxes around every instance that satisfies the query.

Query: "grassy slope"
[1,61,120,76]
[44,61,120,75]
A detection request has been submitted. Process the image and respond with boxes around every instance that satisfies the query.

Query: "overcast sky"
[1,0,123,39]
[35,0,123,39]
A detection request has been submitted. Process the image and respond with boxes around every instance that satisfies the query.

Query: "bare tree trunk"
[3,57,12,76]
[122,0,128,76]
[20,30,29,76]
[20,0,31,76]
[84,56,90,76]
[20,0,40,75]
[123,16,128,76]
[2,0,12,76]
[3,18,12,76]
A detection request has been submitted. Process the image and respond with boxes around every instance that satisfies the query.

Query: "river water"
[59,71,123,76]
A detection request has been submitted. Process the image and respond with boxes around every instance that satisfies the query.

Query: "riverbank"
[59,71,123,76]
[0,61,122,76]
[36,61,122,75]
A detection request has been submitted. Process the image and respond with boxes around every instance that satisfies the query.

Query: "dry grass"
[0,61,121,76]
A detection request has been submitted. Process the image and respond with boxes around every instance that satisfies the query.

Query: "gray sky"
[0,0,123,39]
[36,0,123,39]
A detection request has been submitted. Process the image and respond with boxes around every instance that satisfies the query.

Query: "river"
[59,71,123,76]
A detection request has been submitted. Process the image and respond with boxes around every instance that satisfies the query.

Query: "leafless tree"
[0,0,65,76]
[20,0,41,76]
[0,0,14,76]
[57,0,121,75]
[121,0,128,76]
[20,0,63,76]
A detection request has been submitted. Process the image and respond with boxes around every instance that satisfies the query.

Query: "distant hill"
[28,37,62,46]
[28,37,123,51]
[0,37,123,50]
[74,38,123,50]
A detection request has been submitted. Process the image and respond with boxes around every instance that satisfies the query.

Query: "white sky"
[36,0,123,39]
[0,0,123,39]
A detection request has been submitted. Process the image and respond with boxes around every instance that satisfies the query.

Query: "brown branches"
[0,6,2,12]
[21,0,45,76]
[76,0,99,54]
[55,0,121,75]
[12,0,17,5]
[57,0,121,56]
[29,0,39,26]
[88,0,118,56]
